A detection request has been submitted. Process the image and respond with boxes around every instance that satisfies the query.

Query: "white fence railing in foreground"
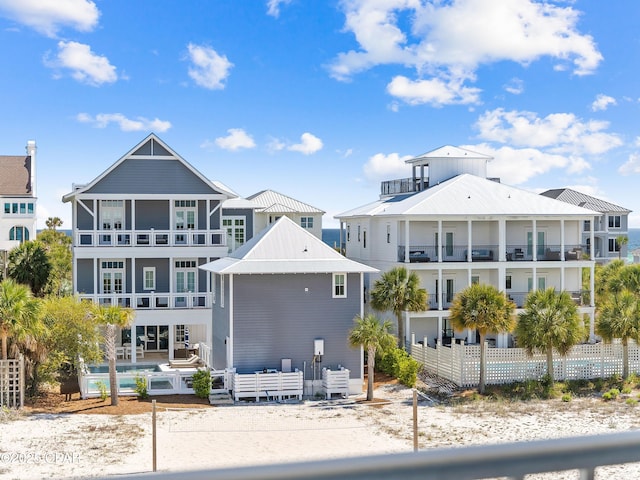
[233,371,304,401]
[411,338,638,387]
[104,430,640,480]
[0,357,24,408]
[322,367,350,399]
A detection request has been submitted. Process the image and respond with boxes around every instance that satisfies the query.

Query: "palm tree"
[348,314,395,401]
[7,241,52,297]
[93,305,134,406]
[616,235,629,260]
[515,288,584,383]
[0,279,41,360]
[370,267,427,348]
[45,217,63,231]
[596,289,640,379]
[449,284,516,393]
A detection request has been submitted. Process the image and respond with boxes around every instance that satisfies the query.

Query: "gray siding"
[210,200,221,229]
[135,259,170,292]
[77,203,94,230]
[76,259,94,293]
[230,273,361,376]
[85,159,219,195]
[222,208,254,241]
[211,274,230,370]
[135,200,170,229]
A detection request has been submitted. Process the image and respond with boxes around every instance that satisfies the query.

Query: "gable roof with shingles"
[62,133,236,201]
[247,189,324,214]
[540,188,631,214]
[0,155,32,196]
[336,174,601,219]
[200,216,376,274]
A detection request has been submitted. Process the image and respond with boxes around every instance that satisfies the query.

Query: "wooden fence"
[410,338,638,387]
[0,357,24,408]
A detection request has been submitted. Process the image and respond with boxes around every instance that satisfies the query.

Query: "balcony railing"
[398,244,588,263]
[380,177,428,196]
[507,290,589,308]
[75,229,226,248]
[79,292,209,310]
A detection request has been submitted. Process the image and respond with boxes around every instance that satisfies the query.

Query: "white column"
[590,219,595,260]
[438,269,443,310]
[405,220,410,263]
[467,220,472,262]
[560,219,565,260]
[168,326,175,360]
[130,323,137,364]
[437,315,443,345]
[499,219,506,261]
[532,219,537,261]
[437,220,442,263]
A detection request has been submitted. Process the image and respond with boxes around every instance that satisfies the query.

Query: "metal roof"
[336,174,601,219]
[247,189,324,214]
[200,216,377,275]
[406,145,493,165]
[540,188,631,214]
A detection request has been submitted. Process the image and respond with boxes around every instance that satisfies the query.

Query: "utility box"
[281,358,292,373]
[314,338,324,356]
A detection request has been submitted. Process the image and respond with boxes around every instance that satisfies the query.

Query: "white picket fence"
[410,339,639,388]
[322,367,350,399]
[0,357,24,408]
[232,370,304,402]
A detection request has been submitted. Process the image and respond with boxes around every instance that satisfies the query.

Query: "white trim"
[143,267,156,290]
[332,273,347,298]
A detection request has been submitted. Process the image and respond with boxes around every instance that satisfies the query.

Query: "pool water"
[87,363,162,374]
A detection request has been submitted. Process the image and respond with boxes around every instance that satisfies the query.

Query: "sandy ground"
[3,382,640,480]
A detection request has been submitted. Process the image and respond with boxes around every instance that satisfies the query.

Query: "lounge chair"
[169,354,201,368]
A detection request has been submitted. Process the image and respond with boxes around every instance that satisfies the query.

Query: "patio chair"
[169,354,201,368]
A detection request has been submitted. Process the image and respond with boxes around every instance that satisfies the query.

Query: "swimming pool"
[86,363,162,374]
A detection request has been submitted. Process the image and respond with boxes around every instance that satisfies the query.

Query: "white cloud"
[591,94,616,112]
[619,153,640,176]
[0,0,99,37]
[363,152,413,181]
[504,78,524,95]
[386,74,481,106]
[266,137,287,153]
[214,128,256,151]
[76,113,171,132]
[288,133,323,155]
[47,41,117,86]
[186,43,233,90]
[474,108,622,156]
[329,0,602,105]
[266,0,292,18]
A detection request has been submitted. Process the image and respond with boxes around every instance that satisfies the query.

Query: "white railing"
[75,228,226,248]
[78,291,209,310]
[199,342,212,368]
[79,369,201,398]
[0,357,24,408]
[411,337,636,387]
[233,371,304,402]
[322,367,350,399]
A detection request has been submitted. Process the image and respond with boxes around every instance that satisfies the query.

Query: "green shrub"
[377,347,420,387]
[602,388,620,401]
[625,398,638,406]
[561,393,572,402]
[621,386,632,395]
[192,369,211,399]
[95,380,108,401]
[134,375,148,399]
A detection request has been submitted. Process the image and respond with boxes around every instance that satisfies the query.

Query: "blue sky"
[1,0,640,229]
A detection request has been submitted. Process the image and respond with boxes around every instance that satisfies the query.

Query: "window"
[223,217,245,252]
[528,277,546,292]
[3,203,9,214]
[175,325,185,343]
[609,238,619,253]
[143,267,156,290]
[175,200,196,230]
[333,273,346,298]
[347,225,350,242]
[9,226,29,242]
[175,260,197,308]
[301,217,313,229]
[101,200,124,230]
[27,203,33,214]
[608,215,621,229]
[357,225,361,242]
[386,224,391,243]
[363,230,367,248]
[471,276,480,285]
[584,220,591,232]
[505,275,512,290]
[101,260,124,294]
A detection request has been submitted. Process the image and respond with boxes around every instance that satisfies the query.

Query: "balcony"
[79,292,209,310]
[380,177,428,196]
[75,228,226,248]
[398,244,587,263]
